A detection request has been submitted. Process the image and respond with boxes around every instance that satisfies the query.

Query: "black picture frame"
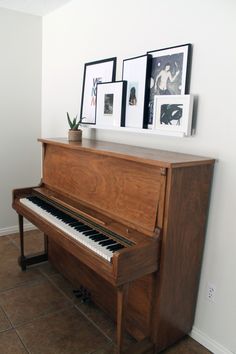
[122,54,152,129]
[147,43,192,126]
[80,57,116,124]
[95,81,127,128]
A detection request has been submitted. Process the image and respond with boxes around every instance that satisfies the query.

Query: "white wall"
[42,0,236,353]
[0,8,42,234]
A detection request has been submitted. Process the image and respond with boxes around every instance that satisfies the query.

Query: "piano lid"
[38,138,214,168]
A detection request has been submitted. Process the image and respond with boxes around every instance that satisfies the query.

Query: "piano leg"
[17,214,48,271]
[44,234,48,254]
[117,283,129,354]
[18,214,26,271]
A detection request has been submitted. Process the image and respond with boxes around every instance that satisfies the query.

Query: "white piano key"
[20,198,113,262]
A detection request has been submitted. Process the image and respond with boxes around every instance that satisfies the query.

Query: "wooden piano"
[12,138,214,353]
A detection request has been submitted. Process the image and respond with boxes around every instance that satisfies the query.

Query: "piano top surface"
[38,138,214,168]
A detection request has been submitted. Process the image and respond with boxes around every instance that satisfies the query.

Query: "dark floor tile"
[49,273,133,346]
[91,343,116,353]
[0,258,44,292]
[76,300,134,347]
[164,336,212,353]
[37,261,59,276]
[8,229,45,256]
[0,330,27,354]
[76,301,117,340]
[0,279,70,326]
[0,237,18,261]
[17,306,110,354]
[0,236,12,247]
[0,307,11,332]
[49,273,75,300]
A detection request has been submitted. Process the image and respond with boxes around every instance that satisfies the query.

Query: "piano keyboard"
[20,196,126,262]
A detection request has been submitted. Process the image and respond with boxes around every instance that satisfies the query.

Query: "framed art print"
[80,57,116,124]
[122,54,152,129]
[153,94,194,136]
[147,44,192,126]
[95,81,127,128]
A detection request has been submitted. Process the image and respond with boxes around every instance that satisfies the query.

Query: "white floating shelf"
[83,125,186,138]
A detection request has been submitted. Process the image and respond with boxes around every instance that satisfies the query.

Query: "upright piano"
[12,138,214,353]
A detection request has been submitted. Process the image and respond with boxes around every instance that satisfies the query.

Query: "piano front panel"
[43,144,166,233]
[48,238,152,340]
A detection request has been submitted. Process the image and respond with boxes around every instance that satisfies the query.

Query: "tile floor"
[0,230,212,354]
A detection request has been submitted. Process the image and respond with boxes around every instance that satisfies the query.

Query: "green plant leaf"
[67,112,73,129]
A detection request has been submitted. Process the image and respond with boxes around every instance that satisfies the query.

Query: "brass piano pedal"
[81,292,91,304]
[73,286,91,303]
[73,285,84,298]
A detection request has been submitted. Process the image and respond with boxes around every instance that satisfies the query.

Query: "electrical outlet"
[206,283,216,302]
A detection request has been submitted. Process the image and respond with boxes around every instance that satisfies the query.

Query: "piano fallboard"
[13,187,160,287]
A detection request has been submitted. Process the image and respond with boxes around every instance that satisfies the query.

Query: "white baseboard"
[191,326,234,354]
[0,223,36,236]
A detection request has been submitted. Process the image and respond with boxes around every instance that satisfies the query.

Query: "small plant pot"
[68,129,82,142]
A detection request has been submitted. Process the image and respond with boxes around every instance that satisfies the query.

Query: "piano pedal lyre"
[73,285,91,304]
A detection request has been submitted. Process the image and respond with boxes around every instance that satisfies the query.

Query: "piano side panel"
[42,143,165,233]
[151,163,214,352]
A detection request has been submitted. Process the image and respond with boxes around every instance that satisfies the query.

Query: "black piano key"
[90,235,108,241]
[70,221,84,227]
[99,239,117,246]
[83,230,100,236]
[107,244,125,251]
[74,225,92,232]
[88,233,103,239]
[27,196,129,256]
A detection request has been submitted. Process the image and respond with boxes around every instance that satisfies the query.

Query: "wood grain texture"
[151,164,214,352]
[12,138,215,353]
[43,143,165,233]
[38,138,214,168]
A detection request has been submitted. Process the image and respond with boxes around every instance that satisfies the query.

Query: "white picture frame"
[95,81,127,128]
[153,94,194,137]
[122,54,152,129]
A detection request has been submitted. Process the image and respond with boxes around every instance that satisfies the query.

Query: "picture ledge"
[83,124,186,138]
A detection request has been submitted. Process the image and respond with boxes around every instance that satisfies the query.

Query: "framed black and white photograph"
[104,94,114,115]
[153,95,194,136]
[122,54,152,129]
[80,57,116,124]
[95,81,127,128]
[147,44,192,126]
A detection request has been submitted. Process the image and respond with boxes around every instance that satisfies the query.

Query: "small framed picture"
[153,95,194,136]
[80,57,116,124]
[95,81,127,128]
[147,44,192,126]
[122,54,152,129]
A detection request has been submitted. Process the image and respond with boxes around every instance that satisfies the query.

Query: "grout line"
[0,303,14,330]
[39,270,75,304]
[0,276,47,295]
[3,233,115,349]
[6,234,21,250]
[15,330,31,354]
[14,305,74,330]
[73,303,114,343]
[43,271,114,344]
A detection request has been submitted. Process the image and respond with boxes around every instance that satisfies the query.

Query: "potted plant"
[67,112,83,142]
